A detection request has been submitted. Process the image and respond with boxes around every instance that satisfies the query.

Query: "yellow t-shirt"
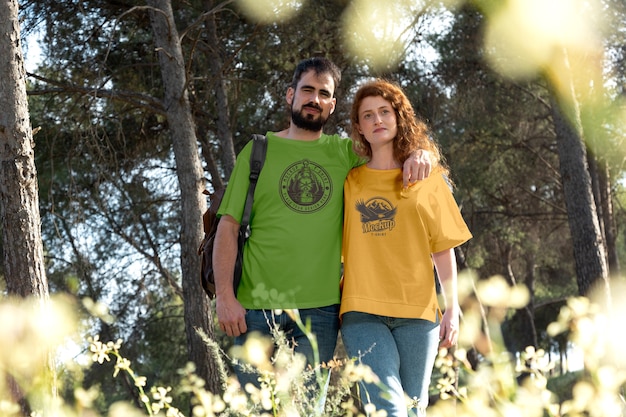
[340,165,472,322]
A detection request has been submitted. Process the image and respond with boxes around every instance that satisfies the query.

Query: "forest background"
[1,0,626,414]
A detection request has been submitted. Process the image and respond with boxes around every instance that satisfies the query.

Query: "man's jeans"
[341,311,440,417]
[234,305,339,389]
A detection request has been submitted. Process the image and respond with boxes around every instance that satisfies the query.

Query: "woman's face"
[356,95,398,149]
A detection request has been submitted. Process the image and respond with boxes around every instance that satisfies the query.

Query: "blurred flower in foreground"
[549,280,626,370]
[341,0,412,72]
[475,275,529,309]
[235,0,304,24]
[546,282,626,417]
[0,295,77,379]
[599,279,626,370]
[230,331,274,372]
[483,0,603,80]
[0,296,78,414]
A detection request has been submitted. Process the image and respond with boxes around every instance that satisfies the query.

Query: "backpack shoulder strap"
[240,134,267,232]
[249,134,267,181]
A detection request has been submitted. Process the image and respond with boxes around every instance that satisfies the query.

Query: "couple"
[212,57,472,416]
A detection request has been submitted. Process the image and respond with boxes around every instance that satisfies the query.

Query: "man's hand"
[216,296,247,337]
[403,149,432,187]
[213,215,247,337]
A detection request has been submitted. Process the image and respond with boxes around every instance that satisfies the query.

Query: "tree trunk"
[586,152,619,278]
[202,0,237,183]
[146,0,221,393]
[501,245,537,352]
[521,252,538,348]
[0,1,50,414]
[0,0,49,299]
[597,160,619,277]
[549,49,610,303]
[586,152,605,246]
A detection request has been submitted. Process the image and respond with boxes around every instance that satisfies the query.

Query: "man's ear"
[286,87,294,105]
[330,98,336,114]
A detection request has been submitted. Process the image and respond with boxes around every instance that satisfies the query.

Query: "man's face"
[287,70,337,132]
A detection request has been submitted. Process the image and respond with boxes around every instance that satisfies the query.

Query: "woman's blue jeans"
[234,305,339,388]
[341,311,440,417]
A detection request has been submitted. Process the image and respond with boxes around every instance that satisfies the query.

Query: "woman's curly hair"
[350,79,448,177]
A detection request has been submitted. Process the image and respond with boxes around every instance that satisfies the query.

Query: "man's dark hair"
[290,57,341,95]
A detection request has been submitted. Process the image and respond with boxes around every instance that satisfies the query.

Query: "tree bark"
[0,0,49,299]
[146,0,221,393]
[549,49,610,303]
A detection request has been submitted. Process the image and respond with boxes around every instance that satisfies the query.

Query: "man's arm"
[403,149,432,187]
[213,215,247,337]
[432,248,460,349]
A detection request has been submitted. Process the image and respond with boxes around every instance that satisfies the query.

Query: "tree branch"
[26,71,165,114]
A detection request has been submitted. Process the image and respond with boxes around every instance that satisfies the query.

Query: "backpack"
[198,134,267,299]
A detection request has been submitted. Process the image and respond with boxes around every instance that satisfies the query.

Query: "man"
[213,57,430,372]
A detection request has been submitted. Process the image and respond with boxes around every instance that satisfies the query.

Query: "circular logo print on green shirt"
[279,159,332,213]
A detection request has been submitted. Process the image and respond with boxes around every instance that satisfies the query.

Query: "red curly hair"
[350,79,447,177]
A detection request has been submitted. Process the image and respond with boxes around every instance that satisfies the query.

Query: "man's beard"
[291,103,328,132]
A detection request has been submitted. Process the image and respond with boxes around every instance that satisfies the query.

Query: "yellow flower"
[88,335,110,364]
[74,387,99,408]
[113,357,131,377]
[135,376,147,388]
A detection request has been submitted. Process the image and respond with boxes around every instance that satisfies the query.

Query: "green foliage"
[547,370,583,403]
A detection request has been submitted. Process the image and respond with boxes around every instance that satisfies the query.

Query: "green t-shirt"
[218,132,361,309]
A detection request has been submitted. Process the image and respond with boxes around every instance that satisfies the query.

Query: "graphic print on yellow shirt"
[355,197,397,235]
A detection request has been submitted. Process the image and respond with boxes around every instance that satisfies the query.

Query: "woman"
[340,79,472,417]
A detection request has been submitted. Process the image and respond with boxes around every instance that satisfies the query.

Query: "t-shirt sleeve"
[420,174,473,253]
[344,137,367,168]
[216,140,254,223]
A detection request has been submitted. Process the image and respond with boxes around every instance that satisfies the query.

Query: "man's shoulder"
[265,131,348,141]
[263,131,352,146]
[321,132,350,142]
[320,133,354,152]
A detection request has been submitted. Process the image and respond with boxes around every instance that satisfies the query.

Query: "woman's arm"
[432,248,460,348]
